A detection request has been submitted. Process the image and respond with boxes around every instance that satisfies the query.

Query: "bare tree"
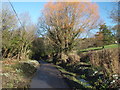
[110,2,120,43]
[18,12,37,59]
[2,8,36,60]
[2,6,18,58]
[38,2,101,63]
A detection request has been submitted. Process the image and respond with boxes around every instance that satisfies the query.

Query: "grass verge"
[1,59,40,88]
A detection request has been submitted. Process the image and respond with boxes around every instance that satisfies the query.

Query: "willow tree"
[38,2,101,63]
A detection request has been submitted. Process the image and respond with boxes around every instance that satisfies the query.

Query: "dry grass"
[90,48,119,76]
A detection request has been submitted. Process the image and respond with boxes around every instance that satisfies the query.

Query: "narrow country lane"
[30,60,69,89]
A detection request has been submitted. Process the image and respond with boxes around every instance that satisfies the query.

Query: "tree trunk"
[53,53,59,65]
[2,49,7,58]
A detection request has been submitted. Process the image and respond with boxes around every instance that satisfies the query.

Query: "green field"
[79,44,119,52]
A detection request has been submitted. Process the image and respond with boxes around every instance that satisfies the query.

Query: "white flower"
[94,71,98,74]
[115,77,118,79]
[111,80,115,84]
[113,74,118,77]
[113,74,118,79]
[93,71,98,75]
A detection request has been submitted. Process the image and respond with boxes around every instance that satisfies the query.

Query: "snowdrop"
[113,74,118,80]
[110,80,115,84]
[93,71,98,75]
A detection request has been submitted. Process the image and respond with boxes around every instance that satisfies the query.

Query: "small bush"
[67,53,80,64]
[60,53,68,63]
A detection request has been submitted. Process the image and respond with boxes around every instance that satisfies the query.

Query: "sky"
[4,2,117,25]
[2,2,117,37]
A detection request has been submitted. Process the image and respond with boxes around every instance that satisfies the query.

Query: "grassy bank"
[1,59,40,88]
[53,46,120,89]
